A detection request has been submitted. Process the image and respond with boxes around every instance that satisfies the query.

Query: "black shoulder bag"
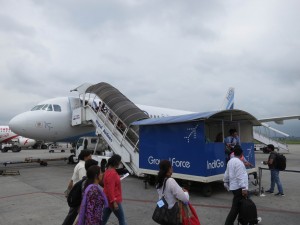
[152,178,180,225]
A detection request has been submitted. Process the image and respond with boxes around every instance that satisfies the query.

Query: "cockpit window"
[31,105,45,111]
[53,104,62,112]
[42,104,49,110]
[47,104,53,111]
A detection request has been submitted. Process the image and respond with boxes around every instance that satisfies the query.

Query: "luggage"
[181,202,201,225]
[152,197,180,225]
[67,178,86,208]
[275,153,286,171]
[238,197,258,225]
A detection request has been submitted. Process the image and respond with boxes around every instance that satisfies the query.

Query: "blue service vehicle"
[132,109,260,196]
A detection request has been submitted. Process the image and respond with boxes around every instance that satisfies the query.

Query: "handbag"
[152,178,180,225]
[181,202,200,225]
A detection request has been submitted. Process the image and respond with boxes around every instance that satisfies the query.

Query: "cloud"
[0,0,299,135]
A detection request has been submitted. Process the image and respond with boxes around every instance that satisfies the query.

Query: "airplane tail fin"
[220,87,234,110]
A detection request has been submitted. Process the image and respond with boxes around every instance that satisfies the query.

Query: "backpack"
[238,198,258,225]
[274,153,286,171]
[67,177,86,208]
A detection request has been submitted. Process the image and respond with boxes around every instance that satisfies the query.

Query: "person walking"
[263,144,285,196]
[63,150,92,225]
[223,145,249,225]
[155,160,189,225]
[77,165,108,225]
[102,155,127,225]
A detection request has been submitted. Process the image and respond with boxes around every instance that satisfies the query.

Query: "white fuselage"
[9,97,194,142]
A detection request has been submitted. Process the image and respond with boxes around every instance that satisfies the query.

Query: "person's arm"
[169,178,189,203]
[235,161,248,195]
[223,166,230,190]
[67,180,73,190]
[242,156,253,167]
[264,153,274,165]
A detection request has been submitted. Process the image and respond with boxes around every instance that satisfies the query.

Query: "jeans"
[269,169,283,193]
[224,188,243,225]
[102,203,127,225]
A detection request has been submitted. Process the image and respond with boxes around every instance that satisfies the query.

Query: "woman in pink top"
[102,154,127,225]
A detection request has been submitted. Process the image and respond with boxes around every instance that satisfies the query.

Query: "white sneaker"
[257,217,262,224]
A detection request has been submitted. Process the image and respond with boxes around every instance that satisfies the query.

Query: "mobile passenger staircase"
[253,124,289,152]
[71,82,148,176]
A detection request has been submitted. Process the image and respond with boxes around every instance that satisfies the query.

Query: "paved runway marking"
[1,192,299,215]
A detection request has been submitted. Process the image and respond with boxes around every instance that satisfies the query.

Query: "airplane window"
[31,105,45,111]
[53,104,62,112]
[46,105,53,111]
[42,104,49,110]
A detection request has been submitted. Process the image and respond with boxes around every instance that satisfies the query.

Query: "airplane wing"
[259,115,300,124]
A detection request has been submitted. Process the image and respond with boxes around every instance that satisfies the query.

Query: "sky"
[0,0,299,136]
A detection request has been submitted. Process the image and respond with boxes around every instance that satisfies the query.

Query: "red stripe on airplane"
[1,135,19,143]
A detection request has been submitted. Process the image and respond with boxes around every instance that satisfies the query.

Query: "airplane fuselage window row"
[31,104,62,112]
[149,114,168,118]
[0,129,11,132]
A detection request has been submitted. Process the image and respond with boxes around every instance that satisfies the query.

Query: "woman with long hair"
[102,154,127,225]
[156,160,189,208]
[77,165,108,225]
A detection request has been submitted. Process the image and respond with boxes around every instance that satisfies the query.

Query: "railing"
[253,126,289,152]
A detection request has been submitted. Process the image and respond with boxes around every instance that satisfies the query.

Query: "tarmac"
[0,146,300,225]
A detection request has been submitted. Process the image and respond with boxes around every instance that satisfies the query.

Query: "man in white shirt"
[62,150,91,225]
[66,150,92,190]
[223,145,248,225]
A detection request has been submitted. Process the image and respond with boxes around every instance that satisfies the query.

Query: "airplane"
[0,125,36,152]
[8,86,299,144]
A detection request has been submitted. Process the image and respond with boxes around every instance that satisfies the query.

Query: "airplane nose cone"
[9,113,27,135]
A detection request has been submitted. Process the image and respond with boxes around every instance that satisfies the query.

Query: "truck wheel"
[68,155,75,164]
[202,184,213,197]
[12,145,20,152]
[61,150,65,153]
[49,150,54,153]
[41,144,47,149]
[40,161,48,166]
[148,175,156,186]
[1,148,8,153]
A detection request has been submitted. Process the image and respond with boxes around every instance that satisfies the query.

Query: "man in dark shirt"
[263,144,284,196]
